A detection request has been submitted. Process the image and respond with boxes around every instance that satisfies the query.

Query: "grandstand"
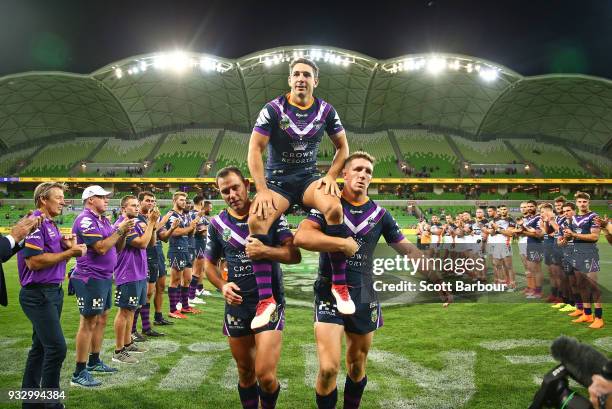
[149,128,219,176]
[394,129,459,177]
[0,147,36,175]
[215,130,250,175]
[507,139,589,178]
[91,134,161,163]
[347,131,401,177]
[19,138,101,176]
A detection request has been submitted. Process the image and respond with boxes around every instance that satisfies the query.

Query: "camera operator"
[589,375,612,408]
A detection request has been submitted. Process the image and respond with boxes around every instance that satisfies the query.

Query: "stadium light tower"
[427,56,446,75]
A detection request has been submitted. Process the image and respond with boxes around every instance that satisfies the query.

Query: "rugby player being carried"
[204,167,301,408]
[294,152,432,409]
[247,57,350,329]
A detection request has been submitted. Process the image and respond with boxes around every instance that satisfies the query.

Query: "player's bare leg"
[314,323,344,408]
[254,330,283,407]
[344,331,374,408]
[228,336,257,409]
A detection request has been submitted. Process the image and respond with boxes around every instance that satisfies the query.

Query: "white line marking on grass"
[504,355,556,364]
[479,339,550,351]
[594,337,612,353]
[301,344,378,392]
[158,355,215,390]
[188,342,228,353]
[0,338,20,347]
[370,350,476,409]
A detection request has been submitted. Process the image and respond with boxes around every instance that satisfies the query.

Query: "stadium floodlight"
[334,55,342,65]
[404,59,416,71]
[474,64,481,72]
[132,66,140,74]
[139,61,147,72]
[450,59,461,70]
[479,68,498,82]
[466,63,473,73]
[114,68,123,78]
[342,57,350,67]
[264,57,272,67]
[153,53,169,70]
[427,56,446,75]
[169,51,190,72]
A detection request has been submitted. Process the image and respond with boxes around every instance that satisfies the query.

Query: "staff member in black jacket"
[1,210,41,307]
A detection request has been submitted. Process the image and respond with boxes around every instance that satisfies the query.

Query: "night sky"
[0,0,610,78]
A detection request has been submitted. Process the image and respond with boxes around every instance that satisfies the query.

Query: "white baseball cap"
[82,185,112,201]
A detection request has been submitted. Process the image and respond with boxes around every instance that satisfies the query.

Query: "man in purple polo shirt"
[70,185,135,388]
[18,182,86,409]
[112,195,158,363]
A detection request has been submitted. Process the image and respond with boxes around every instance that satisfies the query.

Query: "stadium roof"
[1,45,611,151]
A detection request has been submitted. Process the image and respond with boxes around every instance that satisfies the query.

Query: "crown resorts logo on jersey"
[269,307,279,323]
[222,228,231,242]
[367,217,376,226]
[290,139,308,151]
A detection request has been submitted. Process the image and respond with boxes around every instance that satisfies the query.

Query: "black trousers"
[19,285,66,409]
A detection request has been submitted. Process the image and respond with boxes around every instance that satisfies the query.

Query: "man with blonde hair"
[18,182,86,405]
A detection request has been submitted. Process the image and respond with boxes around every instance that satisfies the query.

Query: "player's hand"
[160,211,173,225]
[341,237,359,257]
[170,218,180,230]
[189,219,198,231]
[118,218,136,233]
[10,212,42,242]
[149,207,161,223]
[222,282,243,305]
[70,243,87,258]
[589,374,612,409]
[315,174,341,197]
[563,229,573,239]
[245,236,266,260]
[252,188,277,220]
[61,234,76,249]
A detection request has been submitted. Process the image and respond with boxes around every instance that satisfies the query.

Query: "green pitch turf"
[0,242,610,408]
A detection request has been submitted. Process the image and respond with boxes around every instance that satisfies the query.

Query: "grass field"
[0,241,610,409]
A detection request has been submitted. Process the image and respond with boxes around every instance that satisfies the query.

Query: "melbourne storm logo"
[222,228,231,242]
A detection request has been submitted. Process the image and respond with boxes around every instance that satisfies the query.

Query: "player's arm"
[24,233,86,270]
[171,220,196,237]
[245,236,301,264]
[390,239,424,259]
[129,222,156,249]
[293,219,357,256]
[88,218,133,255]
[566,226,600,242]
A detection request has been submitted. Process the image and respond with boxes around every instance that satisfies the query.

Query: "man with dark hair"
[70,185,134,387]
[112,196,158,363]
[18,182,85,407]
[205,166,301,409]
[247,57,351,328]
[188,195,212,305]
[165,191,199,318]
[564,192,602,329]
[295,152,422,409]
[294,152,425,409]
[517,200,544,299]
[135,191,174,332]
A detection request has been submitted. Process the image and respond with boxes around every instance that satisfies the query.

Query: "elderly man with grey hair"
[17,182,87,409]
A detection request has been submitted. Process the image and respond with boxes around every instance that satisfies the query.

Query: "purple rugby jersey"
[72,208,117,281]
[113,215,147,286]
[17,210,66,286]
